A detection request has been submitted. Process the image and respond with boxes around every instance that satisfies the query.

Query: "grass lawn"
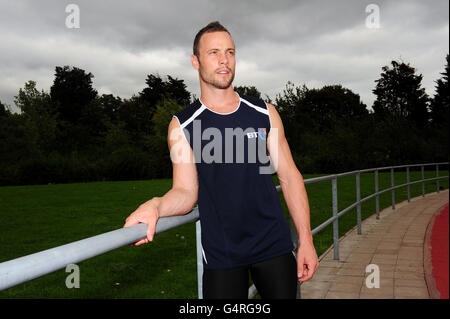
[0,168,448,298]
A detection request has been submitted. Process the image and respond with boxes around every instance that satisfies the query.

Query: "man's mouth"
[217,69,230,75]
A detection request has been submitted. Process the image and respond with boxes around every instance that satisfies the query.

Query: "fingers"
[297,252,319,282]
[123,209,158,246]
[299,260,319,282]
[297,256,305,281]
[123,212,141,228]
[299,266,312,282]
[147,221,156,242]
[123,217,138,228]
[134,238,149,246]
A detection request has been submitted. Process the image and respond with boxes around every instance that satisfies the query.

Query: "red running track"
[430,203,449,299]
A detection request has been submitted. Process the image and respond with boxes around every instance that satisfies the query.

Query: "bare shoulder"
[266,102,277,114]
[265,102,285,134]
[168,116,180,132]
[168,116,183,145]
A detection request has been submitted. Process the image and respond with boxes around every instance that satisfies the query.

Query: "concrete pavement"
[300,189,449,299]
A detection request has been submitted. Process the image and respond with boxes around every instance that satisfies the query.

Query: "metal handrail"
[0,162,448,298]
[286,161,449,299]
[0,208,199,291]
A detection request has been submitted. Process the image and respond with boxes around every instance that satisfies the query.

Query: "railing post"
[195,220,203,299]
[407,166,410,203]
[375,169,380,219]
[436,164,440,193]
[391,167,395,210]
[421,165,425,197]
[332,176,339,260]
[356,171,362,235]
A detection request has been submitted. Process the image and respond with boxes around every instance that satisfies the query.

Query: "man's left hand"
[296,239,319,282]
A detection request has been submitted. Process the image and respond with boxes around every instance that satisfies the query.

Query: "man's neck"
[199,83,238,109]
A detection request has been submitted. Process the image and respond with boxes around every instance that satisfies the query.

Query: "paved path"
[300,189,449,299]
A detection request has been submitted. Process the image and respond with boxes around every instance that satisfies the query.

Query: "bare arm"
[146,117,198,217]
[123,117,198,245]
[266,103,319,281]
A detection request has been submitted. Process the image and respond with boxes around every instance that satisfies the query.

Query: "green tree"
[100,120,137,180]
[49,66,105,154]
[274,82,308,142]
[274,82,371,172]
[430,54,449,127]
[302,85,368,131]
[50,66,98,123]
[14,81,59,154]
[128,74,191,137]
[0,100,8,117]
[144,98,185,178]
[140,74,190,114]
[0,111,41,185]
[98,94,123,124]
[234,85,261,99]
[165,75,191,106]
[117,95,152,137]
[429,54,449,161]
[15,81,54,116]
[373,60,430,129]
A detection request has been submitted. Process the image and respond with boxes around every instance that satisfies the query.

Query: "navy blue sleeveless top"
[173,92,293,269]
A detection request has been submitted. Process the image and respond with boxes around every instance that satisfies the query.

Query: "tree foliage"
[234,85,261,99]
[50,66,98,123]
[430,54,449,127]
[0,57,448,185]
[373,60,429,129]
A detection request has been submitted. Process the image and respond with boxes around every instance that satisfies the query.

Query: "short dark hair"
[193,21,230,57]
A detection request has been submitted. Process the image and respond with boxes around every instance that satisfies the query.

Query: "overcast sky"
[0,0,448,113]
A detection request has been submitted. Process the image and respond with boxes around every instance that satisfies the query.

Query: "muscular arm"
[266,102,319,281]
[147,117,198,217]
[124,117,198,245]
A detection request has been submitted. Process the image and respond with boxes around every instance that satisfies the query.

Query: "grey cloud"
[0,0,448,112]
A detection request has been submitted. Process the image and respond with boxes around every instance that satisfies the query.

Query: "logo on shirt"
[258,128,267,140]
[170,120,278,174]
[246,128,267,140]
[246,131,258,139]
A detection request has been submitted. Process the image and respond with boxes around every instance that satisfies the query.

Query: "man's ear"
[191,54,199,70]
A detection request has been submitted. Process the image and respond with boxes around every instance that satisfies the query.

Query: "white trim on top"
[240,97,270,117]
[180,104,207,130]
[199,92,241,115]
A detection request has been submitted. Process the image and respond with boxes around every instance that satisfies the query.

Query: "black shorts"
[202,252,298,299]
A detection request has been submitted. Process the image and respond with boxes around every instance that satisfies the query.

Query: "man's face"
[192,31,236,90]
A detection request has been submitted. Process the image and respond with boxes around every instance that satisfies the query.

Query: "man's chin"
[200,72,234,90]
[213,81,233,89]
[213,76,235,89]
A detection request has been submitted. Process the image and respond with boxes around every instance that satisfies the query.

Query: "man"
[124,21,319,299]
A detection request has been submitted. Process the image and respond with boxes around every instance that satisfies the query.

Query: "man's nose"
[218,52,228,65]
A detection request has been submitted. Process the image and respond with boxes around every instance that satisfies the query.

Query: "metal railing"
[0,162,448,297]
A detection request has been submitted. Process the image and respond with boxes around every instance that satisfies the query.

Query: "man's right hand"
[123,199,160,246]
